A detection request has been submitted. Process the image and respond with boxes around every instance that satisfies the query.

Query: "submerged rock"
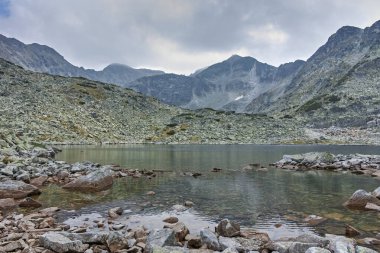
[63,168,113,192]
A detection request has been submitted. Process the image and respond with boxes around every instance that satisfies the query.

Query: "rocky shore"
[1,136,380,252]
[274,152,380,178]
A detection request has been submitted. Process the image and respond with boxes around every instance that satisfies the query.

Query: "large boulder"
[106,231,130,252]
[63,168,113,192]
[356,246,378,253]
[164,222,189,242]
[145,229,177,253]
[216,219,240,237]
[0,198,18,209]
[0,180,40,199]
[344,189,380,209]
[200,228,220,251]
[325,234,355,253]
[39,232,88,253]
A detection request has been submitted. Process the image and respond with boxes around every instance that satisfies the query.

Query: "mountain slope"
[0,34,163,85]
[131,55,304,111]
[0,58,305,144]
[248,20,380,127]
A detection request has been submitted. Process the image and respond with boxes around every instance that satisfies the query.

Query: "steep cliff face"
[0,34,163,85]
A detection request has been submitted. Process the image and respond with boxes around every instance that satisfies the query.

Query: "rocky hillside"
[0,34,163,85]
[131,55,304,111]
[0,58,306,145]
[246,20,380,128]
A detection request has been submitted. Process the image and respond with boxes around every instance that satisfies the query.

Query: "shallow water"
[46,144,380,239]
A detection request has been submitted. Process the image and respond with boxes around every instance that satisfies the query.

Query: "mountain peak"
[103,63,133,71]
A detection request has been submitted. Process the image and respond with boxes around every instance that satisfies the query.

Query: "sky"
[0,0,379,74]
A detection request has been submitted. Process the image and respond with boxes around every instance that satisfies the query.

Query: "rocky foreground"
[0,136,379,252]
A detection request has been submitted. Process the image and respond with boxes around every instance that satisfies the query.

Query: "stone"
[325,234,356,253]
[18,197,42,208]
[216,219,240,237]
[0,240,24,252]
[222,248,239,253]
[40,232,88,253]
[30,175,48,187]
[0,198,18,209]
[288,242,320,253]
[294,234,329,247]
[304,215,327,226]
[344,189,380,209]
[200,228,220,251]
[355,246,378,253]
[305,247,331,253]
[164,222,189,242]
[233,237,263,252]
[365,202,380,211]
[146,191,156,195]
[0,180,40,199]
[345,224,360,237]
[218,236,242,251]
[172,204,188,212]
[108,207,123,218]
[59,232,108,244]
[149,246,189,252]
[106,231,129,252]
[185,234,202,249]
[373,187,380,199]
[145,229,177,253]
[184,201,194,207]
[63,168,113,192]
[163,216,178,224]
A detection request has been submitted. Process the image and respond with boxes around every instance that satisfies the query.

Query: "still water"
[48,144,380,238]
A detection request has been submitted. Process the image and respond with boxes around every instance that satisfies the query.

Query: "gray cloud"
[0,0,379,74]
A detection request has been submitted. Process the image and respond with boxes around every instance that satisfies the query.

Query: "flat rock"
[0,198,18,209]
[63,168,113,192]
[0,180,40,199]
[325,234,355,253]
[356,246,378,253]
[40,232,88,253]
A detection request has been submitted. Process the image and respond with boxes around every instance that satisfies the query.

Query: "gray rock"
[326,234,356,253]
[164,222,189,242]
[372,187,380,199]
[216,219,240,237]
[288,242,320,253]
[305,247,331,253]
[344,189,380,209]
[222,248,239,253]
[200,228,220,251]
[63,168,113,192]
[219,236,242,251]
[145,229,177,253]
[40,232,88,253]
[355,246,378,253]
[58,231,108,244]
[106,231,130,252]
[0,180,40,199]
[294,234,329,247]
[149,246,189,253]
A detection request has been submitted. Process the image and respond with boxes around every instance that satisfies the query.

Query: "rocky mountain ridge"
[0,58,309,145]
[0,34,164,85]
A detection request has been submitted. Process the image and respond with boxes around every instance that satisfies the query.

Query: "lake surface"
[50,144,380,239]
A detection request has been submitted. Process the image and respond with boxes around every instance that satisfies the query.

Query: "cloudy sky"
[0,0,379,74]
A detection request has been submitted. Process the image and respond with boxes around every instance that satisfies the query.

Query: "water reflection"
[49,144,380,238]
